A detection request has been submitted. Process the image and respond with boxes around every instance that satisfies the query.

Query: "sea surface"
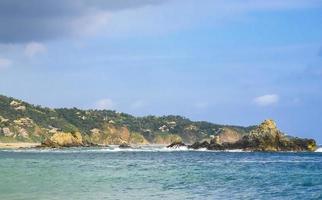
[0,146,322,200]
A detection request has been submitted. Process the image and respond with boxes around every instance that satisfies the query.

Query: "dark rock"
[167,141,186,148]
[188,141,210,149]
[40,139,60,148]
[82,140,99,147]
[119,143,131,148]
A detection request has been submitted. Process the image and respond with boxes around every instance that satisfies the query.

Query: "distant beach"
[0,142,40,149]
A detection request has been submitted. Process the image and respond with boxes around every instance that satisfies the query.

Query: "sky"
[0,0,322,143]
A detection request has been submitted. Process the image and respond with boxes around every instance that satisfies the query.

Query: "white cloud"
[253,94,279,106]
[95,98,115,110]
[0,58,12,69]
[24,42,47,57]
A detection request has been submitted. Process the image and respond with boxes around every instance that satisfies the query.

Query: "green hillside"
[0,94,255,144]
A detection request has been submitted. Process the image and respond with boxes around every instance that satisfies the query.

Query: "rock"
[167,141,186,148]
[260,119,277,130]
[10,100,21,107]
[90,128,101,135]
[0,116,9,123]
[40,138,60,148]
[15,106,26,111]
[41,132,84,148]
[18,128,29,138]
[82,140,99,147]
[2,127,14,137]
[235,120,317,151]
[14,118,34,127]
[129,132,149,145]
[188,141,210,149]
[49,128,58,134]
[10,101,26,111]
[187,120,317,152]
[216,128,241,144]
[119,143,131,148]
[152,134,182,144]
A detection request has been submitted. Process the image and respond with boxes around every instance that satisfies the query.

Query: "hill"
[0,94,256,145]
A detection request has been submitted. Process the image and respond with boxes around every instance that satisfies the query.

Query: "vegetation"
[0,94,254,144]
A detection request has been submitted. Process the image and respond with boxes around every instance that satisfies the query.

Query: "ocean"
[0,146,322,200]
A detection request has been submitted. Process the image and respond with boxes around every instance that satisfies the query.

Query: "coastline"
[0,142,321,153]
[0,142,40,149]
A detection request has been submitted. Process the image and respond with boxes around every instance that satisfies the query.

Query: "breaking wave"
[0,146,247,153]
[2,146,320,153]
[0,146,188,153]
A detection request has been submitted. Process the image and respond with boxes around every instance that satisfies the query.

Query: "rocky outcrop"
[168,120,317,152]
[216,128,242,144]
[88,125,149,145]
[189,141,210,149]
[166,141,186,148]
[2,127,14,137]
[233,119,317,151]
[119,143,131,148]
[10,100,26,111]
[152,134,182,144]
[41,132,84,148]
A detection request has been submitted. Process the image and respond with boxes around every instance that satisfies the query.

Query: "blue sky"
[0,0,322,143]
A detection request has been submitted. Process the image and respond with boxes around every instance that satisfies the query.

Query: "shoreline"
[1,145,317,152]
[0,142,320,153]
[0,142,41,149]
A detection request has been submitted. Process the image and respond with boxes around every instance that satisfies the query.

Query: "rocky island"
[0,94,317,151]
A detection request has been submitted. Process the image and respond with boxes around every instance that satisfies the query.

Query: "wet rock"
[167,141,186,148]
[119,143,131,148]
[188,141,209,149]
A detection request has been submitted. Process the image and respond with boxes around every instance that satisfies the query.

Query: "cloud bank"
[0,0,164,43]
[0,0,320,43]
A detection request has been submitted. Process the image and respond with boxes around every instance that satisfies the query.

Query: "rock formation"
[166,141,186,148]
[216,128,241,144]
[119,143,131,148]
[41,132,84,148]
[168,119,317,152]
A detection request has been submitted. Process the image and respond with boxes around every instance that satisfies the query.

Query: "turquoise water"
[0,147,322,200]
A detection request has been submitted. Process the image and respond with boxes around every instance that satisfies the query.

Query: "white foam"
[1,148,250,154]
[225,149,244,152]
[0,146,192,153]
[8,146,322,153]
